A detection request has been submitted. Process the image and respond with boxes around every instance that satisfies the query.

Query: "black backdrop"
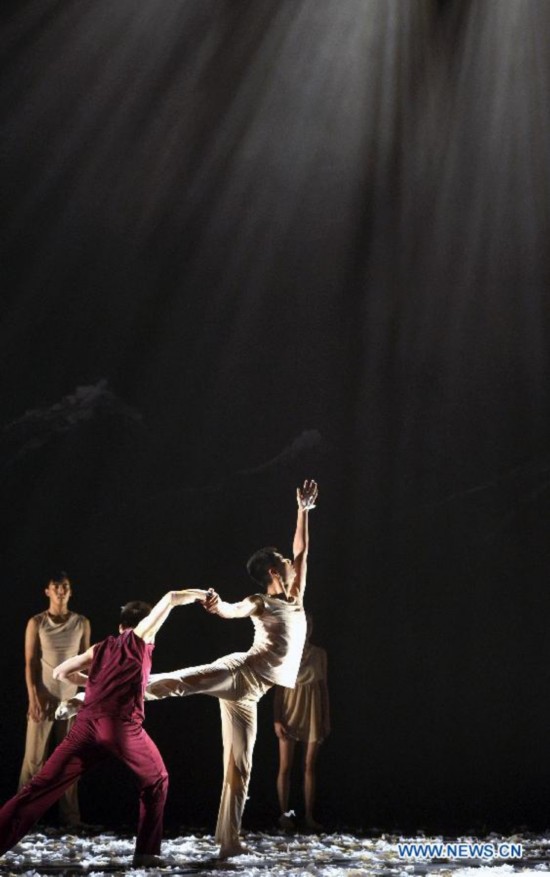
[2,0,550,834]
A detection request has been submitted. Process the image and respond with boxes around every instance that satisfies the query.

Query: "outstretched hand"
[297,479,318,511]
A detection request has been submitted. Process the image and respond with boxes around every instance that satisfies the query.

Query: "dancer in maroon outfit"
[0,588,207,868]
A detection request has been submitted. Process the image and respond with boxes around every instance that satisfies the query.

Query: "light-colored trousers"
[19,715,80,825]
[146,653,271,848]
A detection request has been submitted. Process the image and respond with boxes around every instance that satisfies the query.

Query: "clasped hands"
[172,587,219,613]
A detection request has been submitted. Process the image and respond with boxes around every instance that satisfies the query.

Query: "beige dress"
[274,644,330,743]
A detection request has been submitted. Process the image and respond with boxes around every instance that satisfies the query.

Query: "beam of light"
[2,0,550,528]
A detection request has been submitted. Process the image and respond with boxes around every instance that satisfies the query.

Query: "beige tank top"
[246,594,306,688]
[34,611,88,700]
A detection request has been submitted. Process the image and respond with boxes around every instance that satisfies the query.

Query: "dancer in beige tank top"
[19,572,90,826]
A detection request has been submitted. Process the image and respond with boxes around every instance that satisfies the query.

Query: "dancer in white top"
[145,479,318,858]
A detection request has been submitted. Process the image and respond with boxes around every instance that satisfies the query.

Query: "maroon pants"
[0,714,168,857]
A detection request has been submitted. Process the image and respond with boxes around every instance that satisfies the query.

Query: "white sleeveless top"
[34,611,88,700]
[246,594,306,688]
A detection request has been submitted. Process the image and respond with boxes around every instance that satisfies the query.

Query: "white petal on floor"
[1,830,549,876]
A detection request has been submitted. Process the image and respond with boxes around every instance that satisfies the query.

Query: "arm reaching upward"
[290,479,318,600]
[134,589,209,643]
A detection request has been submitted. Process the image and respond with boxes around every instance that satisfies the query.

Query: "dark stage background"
[2,0,550,835]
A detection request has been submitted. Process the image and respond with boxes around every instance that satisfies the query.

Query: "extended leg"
[146,655,244,701]
[0,719,101,856]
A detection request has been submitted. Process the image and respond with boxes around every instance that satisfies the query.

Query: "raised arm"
[134,589,209,643]
[290,479,318,600]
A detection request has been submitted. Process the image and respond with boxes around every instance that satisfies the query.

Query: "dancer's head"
[246,547,296,592]
[119,601,152,631]
[45,572,72,611]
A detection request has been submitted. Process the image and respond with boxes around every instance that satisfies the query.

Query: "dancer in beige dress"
[145,480,319,858]
[19,572,90,826]
[274,613,330,831]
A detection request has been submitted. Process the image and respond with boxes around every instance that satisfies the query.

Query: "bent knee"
[157,769,169,789]
[142,771,169,798]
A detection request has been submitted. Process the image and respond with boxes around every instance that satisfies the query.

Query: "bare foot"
[278,812,296,831]
[305,818,324,832]
[132,853,167,867]
[218,842,249,859]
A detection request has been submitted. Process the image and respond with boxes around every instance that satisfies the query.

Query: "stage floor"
[0,828,548,876]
